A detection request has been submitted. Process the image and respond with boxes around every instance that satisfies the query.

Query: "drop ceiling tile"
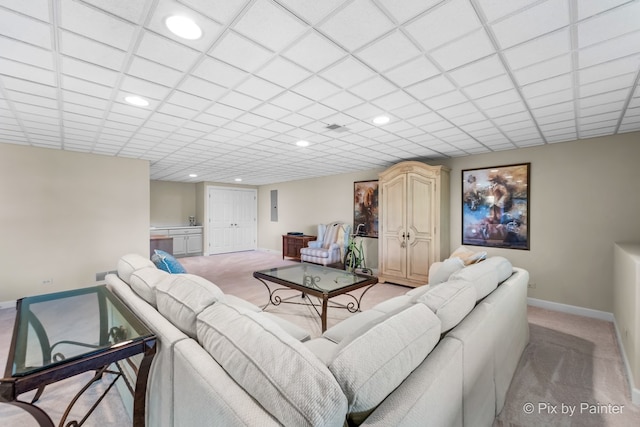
[526,88,574,109]
[491,0,569,49]
[251,103,291,120]
[476,0,538,22]
[512,54,572,86]
[137,31,200,72]
[81,0,147,23]
[205,102,245,119]
[406,75,456,100]
[236,112,272,128]
[0,38,53,70]
[234,0,308,51]
[283,31,346,72]
[218,90,263,111]
[503,29,570,70]
[275,0,344,25]
[60,0,135,50]
[579,56,640,85]
[534,110,575,125]
[0,58,55,86]
[177,76,226,101]
[61,75,112,99]
[484,101,527,118]
[449,55,505,87]
[193,56,248,87]
[464,74,514,99]
[424,90,469,110]
[320,57,377,88]
[579,101,625,117]
[147,0,223,51]
[61,56,119,87]
[390,102,431,119]
[344,102,386,121]
[521,74,572,98]
[166,91,211,111]
[59,31,126,70]
[372,90,415,111]
[438,102,479,120]
[7,91,56,109]
[405,0,481,52]
[0,8,51,49]
[580,73,635,98]
[578,30,640,68]
[235,77,284,100]
[577,1,640,48]
[63,102,104,118]
[319,0,394,51]
[292,76,341,100]
[385,56,440,87]
[576,0,630,20]
[349,76,397,100]
[209,31,272,72]
[430,29,496,70]
[127,56,184,87]
[121,75,172,100]
[321,91,364,110]
[255,57,312,88]
[357,31,422,72]
[298,103,338,120]
[193,112,228,126]
[579,88,630,108]
[376,0,440,24]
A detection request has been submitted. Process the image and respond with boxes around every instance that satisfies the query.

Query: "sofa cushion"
[260,312,311,342]
[328,304,441,425]
[369,295,412,314]
[449,256,513,301]
[197,303,348,427]
[428,257,465,285]
[155,274,225,338]
[323,310,386,344]
[128,266,171,307]
[151,249,187,274]
[416,279,476,333]
[117,253,155,284]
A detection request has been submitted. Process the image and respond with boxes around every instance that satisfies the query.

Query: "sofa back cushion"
[416,279,476,333]
[197,303,348,427]
[328,304,441,425]
[449,256,513,301]
[128,267,171,308]
[117,253,155,284]
[155,274,225,338]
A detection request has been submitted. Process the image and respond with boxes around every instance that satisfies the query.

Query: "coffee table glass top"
[9,285,153,377]
[254,263,374,293]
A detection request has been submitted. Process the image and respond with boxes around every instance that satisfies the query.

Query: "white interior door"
[207,186,257,254]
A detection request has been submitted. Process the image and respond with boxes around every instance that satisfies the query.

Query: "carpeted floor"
[1,250,638,426]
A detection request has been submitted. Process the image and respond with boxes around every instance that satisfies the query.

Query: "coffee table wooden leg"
[321,295,329,332]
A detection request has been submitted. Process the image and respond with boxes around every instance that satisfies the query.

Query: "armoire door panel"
[381,175,406,232]
[407,239,431,283]
[381,235,405,277]
[408,174,434,237]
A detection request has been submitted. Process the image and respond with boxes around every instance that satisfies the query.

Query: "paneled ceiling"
[1,0,639,184]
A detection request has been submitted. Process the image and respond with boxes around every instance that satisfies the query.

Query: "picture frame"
[462,163,530,250]
[353,180,379,238]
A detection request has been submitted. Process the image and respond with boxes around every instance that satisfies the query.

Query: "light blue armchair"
[300,222,351,266]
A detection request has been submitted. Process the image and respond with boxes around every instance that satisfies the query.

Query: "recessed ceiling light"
[373,115,390,125]
[296,140,310,147]
[189,173,198,178]
[124,95,149,107]
[234,178,242,182]
[165,15,202,40]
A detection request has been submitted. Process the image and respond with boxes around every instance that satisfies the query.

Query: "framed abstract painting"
[461,163,530,250]
[353,180,378,238]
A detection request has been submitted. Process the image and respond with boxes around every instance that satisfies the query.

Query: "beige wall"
[150,180,197,226]
[0,143,149,303]
[258,169,384,267]
[613,243,640,393]
[438,132,640,312]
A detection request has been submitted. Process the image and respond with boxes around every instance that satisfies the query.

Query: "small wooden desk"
[282,235,316,261]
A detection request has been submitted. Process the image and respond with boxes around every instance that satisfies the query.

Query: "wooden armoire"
[378,161,450,288]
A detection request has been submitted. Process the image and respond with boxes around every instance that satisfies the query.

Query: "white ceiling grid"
[0,0,639,184]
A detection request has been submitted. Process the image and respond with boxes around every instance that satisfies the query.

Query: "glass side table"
[0,285,156,427]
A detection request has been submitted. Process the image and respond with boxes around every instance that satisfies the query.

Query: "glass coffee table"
[0,285,156,427]
[253,264,378,332]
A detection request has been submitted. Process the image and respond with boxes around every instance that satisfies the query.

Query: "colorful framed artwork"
[353,180,378,238]
[462,163,530,250]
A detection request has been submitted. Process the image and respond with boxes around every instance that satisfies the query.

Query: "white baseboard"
[0,300,16,310]
[527,297,639,406]
[527,297,614,321]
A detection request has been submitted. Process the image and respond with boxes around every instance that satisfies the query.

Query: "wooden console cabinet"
[282,235,316,261]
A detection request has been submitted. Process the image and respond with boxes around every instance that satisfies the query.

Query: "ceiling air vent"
[325,124,349,133]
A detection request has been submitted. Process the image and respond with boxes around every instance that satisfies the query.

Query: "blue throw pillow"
[152,249,186,274]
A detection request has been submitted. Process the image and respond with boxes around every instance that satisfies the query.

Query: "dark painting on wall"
[353,180,378,238]
[462,163,530,250]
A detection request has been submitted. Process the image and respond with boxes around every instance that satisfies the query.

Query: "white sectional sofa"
[106,253,529,427]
